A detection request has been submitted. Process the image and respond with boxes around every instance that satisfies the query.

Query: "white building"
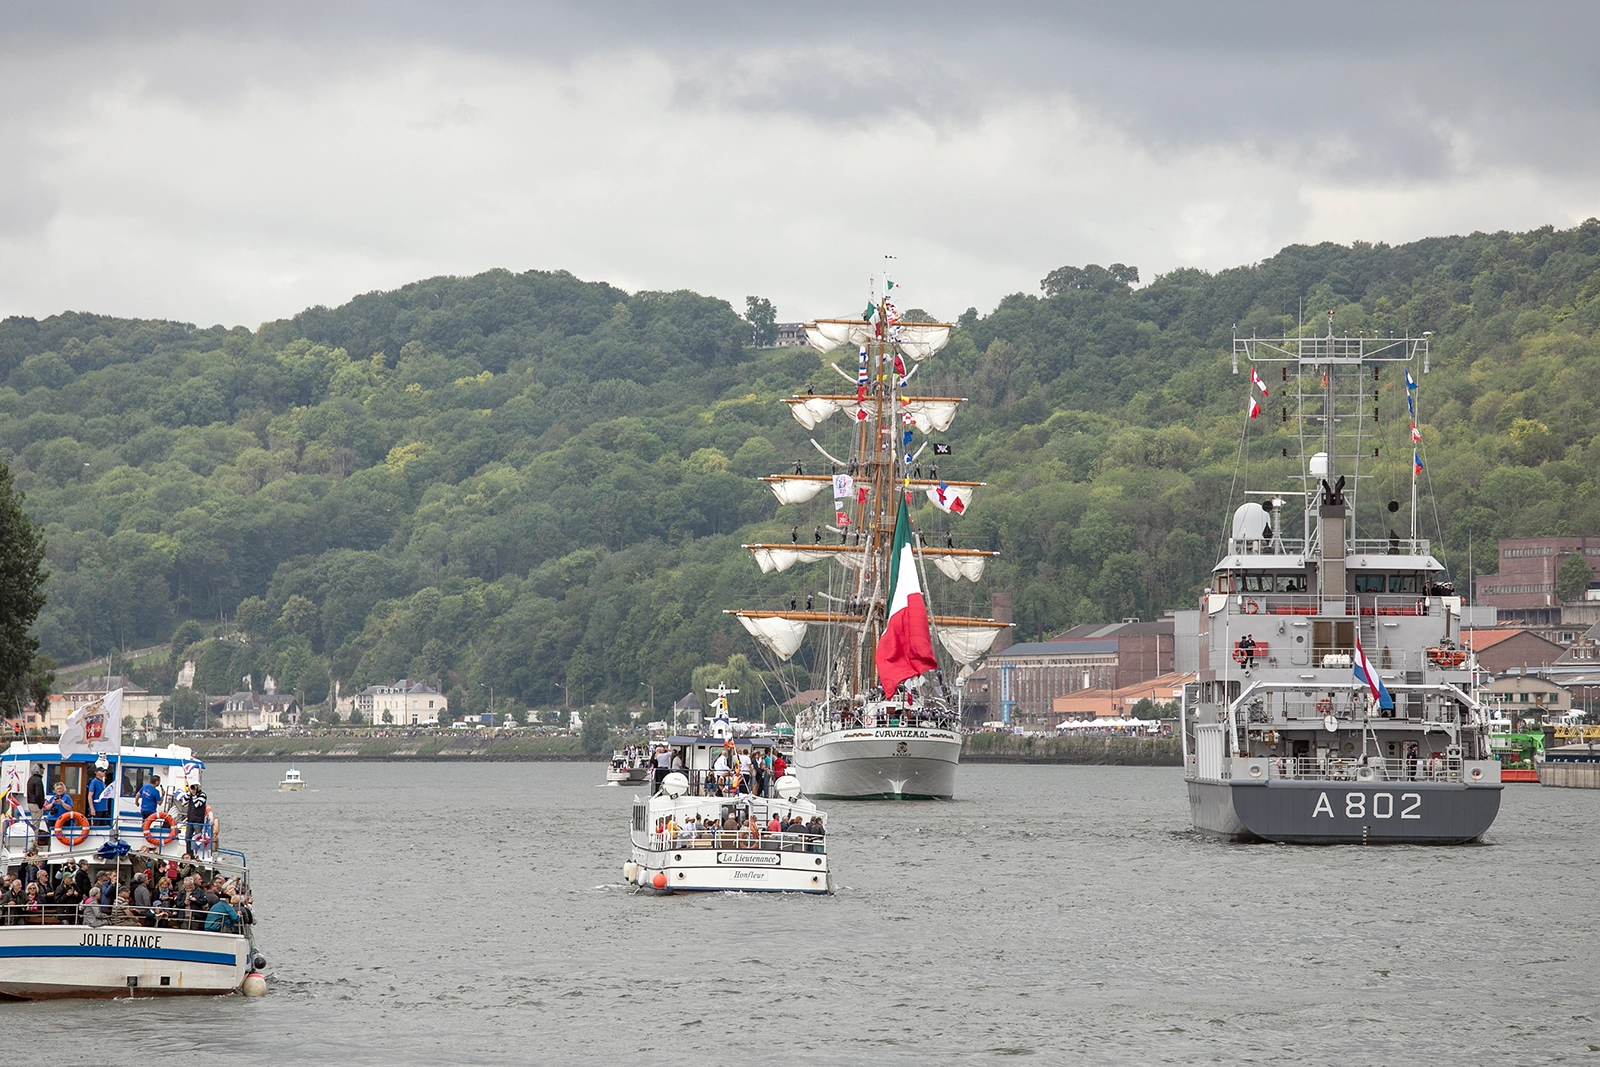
[218,692,300,731]
[343,680,447,726]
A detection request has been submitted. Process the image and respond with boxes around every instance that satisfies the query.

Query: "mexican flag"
[875,495,939,695]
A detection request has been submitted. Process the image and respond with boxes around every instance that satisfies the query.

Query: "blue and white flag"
[1407,393,1415,416]
[1353,637,1393,710]
[1405,370,1417,390]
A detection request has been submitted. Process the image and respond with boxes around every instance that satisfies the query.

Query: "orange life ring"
[1242,598,1261,614]
[53,810,90,846]
[1315,698,1333,716]
[143,811,178,846]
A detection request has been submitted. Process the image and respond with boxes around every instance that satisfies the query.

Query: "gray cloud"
[0,2,1596,327]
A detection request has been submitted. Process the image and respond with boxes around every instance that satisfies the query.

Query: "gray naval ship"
[1182,320,1502,844]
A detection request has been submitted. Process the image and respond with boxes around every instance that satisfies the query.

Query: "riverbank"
[961,733,1181,767]
[171,731,1182,766]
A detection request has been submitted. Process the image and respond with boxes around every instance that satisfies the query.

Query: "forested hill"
[3,220,1599,721]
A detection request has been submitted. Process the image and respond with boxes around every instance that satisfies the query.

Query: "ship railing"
[637,828,826,855]
[1350,595,1436,617]
[1229,594,1318,616]
[1,809,231,868]
[1265,756,1463,783]
[1349,537,1431,556]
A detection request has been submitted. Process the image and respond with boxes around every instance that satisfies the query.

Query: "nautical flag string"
[1248,392,1261,419]
[1405,370,1417,390]
[1411,422,1422,442]
[1250,366,1269,395]
[1413,450,1424,475]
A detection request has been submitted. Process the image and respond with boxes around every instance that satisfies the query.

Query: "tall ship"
[1183,317,1502,843]
[728,279,1009,799]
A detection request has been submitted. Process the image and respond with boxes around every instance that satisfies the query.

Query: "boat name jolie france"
[79,932,166,949]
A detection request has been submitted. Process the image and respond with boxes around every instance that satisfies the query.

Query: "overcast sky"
[3,1,1598,328]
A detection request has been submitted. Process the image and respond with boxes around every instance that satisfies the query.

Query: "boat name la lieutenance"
[716,852,782,866]
[1311,792,1423,820]
[79,932,164,948]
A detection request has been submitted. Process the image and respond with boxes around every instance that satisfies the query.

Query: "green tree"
[745,296,778,347]
[580,704,613,755]
[160,686,207,730]
[0,461,48,713]
[1557,551,1594,602]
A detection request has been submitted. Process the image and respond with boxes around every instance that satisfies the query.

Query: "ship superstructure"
[1183,317,1502,842]
[727,281,1009,799]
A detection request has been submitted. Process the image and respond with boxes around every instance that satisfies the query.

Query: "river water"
[7,762,1597,1065]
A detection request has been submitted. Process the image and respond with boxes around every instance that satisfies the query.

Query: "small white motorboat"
[279,767,305,792]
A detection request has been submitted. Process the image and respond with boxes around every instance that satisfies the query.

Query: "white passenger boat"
[604,748,651,786]
[726,279,1010,799]
[0,742,265,998]
[279,767,305,791]
[625,772,831,894]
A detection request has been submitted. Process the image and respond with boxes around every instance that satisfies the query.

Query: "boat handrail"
[635,827,826,854]
[1264,755,1464,783]
[1,811,242,873]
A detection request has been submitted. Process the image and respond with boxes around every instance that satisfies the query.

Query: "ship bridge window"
[1243,574,1269,592]
[1275,574,1306,592]
[1353,574,1387,593]
[1388,574,1419,594]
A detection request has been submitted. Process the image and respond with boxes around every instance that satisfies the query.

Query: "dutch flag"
[1353,637,1393,710]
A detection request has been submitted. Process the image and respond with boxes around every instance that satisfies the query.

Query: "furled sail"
[901,398,963,433]
[806,319,953,360]
[760,476,829,505]
[925,549,991,582]
[745,544,838,573]
[932,617,1010,665]
[787,396,851,430]
[735,614,809,660]
[745,542,872,572]
[890,323,953,360]
[924,483,975,515]
[806,319,875,353]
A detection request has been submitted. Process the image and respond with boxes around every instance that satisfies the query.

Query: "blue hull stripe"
[0,945,236,966]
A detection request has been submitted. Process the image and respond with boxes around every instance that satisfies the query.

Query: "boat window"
[121,765,155,795]
[1387,574,1419,594]
[1275,575,1304,592]
[1353,574,1386,593]
[1243,574,1265,592]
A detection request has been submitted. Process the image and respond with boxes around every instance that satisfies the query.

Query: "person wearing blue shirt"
[137,774,163,818]
[41,780,73,831]
[88,767,112,828]
[204,892,240,933]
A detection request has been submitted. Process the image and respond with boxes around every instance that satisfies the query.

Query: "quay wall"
[167,732,1184,766]
[961,734,1182,766]
[1538,763,1600,789]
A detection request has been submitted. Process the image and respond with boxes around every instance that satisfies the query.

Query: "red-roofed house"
[1463,629,1565,677]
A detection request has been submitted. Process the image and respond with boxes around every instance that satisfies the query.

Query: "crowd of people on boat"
[648,744,788,797]
[654,807,825,852]
[0,848,251,931]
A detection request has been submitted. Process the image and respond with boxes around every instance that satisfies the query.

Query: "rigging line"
[1221,381,1251,562]
[809,438,849,467]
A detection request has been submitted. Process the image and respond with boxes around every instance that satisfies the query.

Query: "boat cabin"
[663,734,777,796]
[0,743,216,866]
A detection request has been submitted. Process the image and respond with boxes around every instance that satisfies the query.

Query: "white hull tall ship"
[728,281,1009,800]
[0,741,265,998]
[1182,320,1501,844]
